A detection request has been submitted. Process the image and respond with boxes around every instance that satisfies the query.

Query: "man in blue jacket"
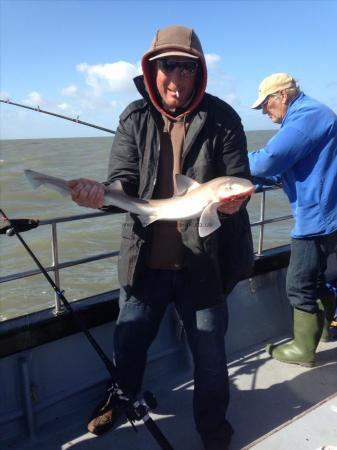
[249,73,337,366]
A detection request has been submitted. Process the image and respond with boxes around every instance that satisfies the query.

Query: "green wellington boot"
[266,308,324,367]
[318,294,336,342]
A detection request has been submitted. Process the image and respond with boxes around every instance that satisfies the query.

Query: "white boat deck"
[10,338,337,450]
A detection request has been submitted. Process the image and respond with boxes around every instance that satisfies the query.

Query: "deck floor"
[13,337,337,450]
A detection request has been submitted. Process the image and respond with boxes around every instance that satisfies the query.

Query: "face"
[261,91,288,124]
[155,57,198,111]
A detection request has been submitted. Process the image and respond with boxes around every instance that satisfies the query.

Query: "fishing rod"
[0,209,174,450]
[0,98,115,135]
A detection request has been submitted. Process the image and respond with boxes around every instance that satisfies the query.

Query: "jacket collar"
[281,91,304,126]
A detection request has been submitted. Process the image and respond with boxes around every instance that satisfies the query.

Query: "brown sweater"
[146,115,188,270]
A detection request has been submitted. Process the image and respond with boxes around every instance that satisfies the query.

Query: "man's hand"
[67,178,105,209]
[217,196,248,215]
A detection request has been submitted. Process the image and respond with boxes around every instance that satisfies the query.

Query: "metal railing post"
[257,191,266,256]
[51,222,63,314]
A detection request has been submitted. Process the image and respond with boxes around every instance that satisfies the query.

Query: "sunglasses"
[156,59,199,77]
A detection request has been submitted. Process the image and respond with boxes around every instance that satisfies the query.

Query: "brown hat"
[251,73,297,109]
[145,25,203,61]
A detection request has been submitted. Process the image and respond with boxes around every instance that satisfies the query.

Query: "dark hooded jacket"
[106,26,253,309]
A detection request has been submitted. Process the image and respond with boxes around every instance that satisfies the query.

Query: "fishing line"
[0,208,174,450]
[0,99,116,135]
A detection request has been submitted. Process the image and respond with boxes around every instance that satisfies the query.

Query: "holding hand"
[67,178,105,209]
[217,196,248,215]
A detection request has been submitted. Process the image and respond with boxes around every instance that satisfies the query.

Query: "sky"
[1,0,337,139]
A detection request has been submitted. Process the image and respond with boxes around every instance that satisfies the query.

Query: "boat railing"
[1,186,292,314]
[250,186,292,257]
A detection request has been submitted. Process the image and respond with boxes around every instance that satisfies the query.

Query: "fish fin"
[138,214,159,227]
[175,174,200,196]
[199,202,221,238]
[25,169,41,189]
[24,169,69,197]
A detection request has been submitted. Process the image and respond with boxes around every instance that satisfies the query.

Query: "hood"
[141,25,207,120]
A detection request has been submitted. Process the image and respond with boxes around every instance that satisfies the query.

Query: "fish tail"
[24,170,43,189]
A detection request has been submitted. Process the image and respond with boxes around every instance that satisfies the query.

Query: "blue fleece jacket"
[249,92,337,238]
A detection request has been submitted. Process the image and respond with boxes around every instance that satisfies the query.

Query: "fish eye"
[220,186,232,193]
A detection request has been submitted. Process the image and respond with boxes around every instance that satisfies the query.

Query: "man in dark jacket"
[69,25,253,450]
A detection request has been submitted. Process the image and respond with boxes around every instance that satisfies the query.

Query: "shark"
[24,169,254,237]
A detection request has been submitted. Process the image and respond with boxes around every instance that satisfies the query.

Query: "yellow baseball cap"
[251,73,297,109]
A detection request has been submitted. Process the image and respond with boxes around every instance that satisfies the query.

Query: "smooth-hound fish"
[24,169,254,237]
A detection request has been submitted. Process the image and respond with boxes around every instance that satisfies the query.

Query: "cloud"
[0,91,11,100]
[223,93,239,105]
[205,53,221,68]
[57,103,71,110]
[76,61,140,96]
[22,91,45,106]
[204,54,240,106]
[61,85,78,96]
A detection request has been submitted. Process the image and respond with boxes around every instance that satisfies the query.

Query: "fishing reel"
[125,391,158,425]
[107,381,158,427]
[0,217,39,236]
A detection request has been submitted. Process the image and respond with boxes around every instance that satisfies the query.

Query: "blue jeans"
[114,268,233,446]
[286,230,337,313]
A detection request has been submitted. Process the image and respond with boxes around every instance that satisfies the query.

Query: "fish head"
[215,177,255,203]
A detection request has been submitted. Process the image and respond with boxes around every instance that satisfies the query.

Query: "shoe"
[266,308,324,367]
[87,395,121,435]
